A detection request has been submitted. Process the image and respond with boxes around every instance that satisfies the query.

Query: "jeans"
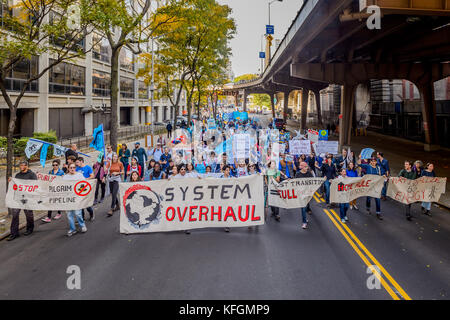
[324,180,331,204]
[340,203,349,219]
[48,210,61,218]
[95,179,105,200]
[422,202,431,211]
[271,206,279,216]
[82,207,94,220]
[405,204,412,218]
[10,208,34,237]
[300,207,307,224]
[109,180,119,209]
[366,197,381,214]
[381,181,388,197]
[67,210,85,232]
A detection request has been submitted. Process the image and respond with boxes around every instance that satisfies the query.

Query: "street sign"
[266,25,274,35]
[259,52,266,59]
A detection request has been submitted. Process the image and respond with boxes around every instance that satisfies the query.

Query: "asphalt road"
[0,115,449,300]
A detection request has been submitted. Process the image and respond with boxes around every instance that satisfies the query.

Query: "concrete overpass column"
[243,90,248,112]
[270,92,276,119]
[301,89,308,130]
[312,88,323,127]
[339,84,357,148]
[283,91,289,122]
[418,82,440,151]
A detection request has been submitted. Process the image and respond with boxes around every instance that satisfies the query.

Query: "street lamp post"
[266,0,282,66]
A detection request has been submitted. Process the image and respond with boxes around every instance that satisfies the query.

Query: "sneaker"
[224,227,230,232]
[345,216,349,221]
[350,205,353,210]
[425,210,432,217]
[376,214,383,220]
[23,230,33,236]
[54,214,62,220]
[6,234,19,241]
[275,215,281,222]
[81,226,87,233]
[107,210,113,217]
[353,204,358,210]
[366,208,371,215]
[341,219,346,223]
[90,212,95,221]
[301,223,307,229]
[184,230,191,234]
[67,230,77,237]
[41,217,51,223]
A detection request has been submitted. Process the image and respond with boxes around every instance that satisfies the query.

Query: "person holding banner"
[7,161,37,241]
[266,160,282,222]
[377,152,390,200]
[420,163,436,217]
[279,154,295,181]
[358,156,384,220]
[295,162,314,229]
[93,155,106,205]
[346,162,359,210]
[105,154,124,217]
[320,156,338,207]
[150,162,166,181]
[335,168,350,223]
[62,163,87,237]
[221,165,234,232]
[398,161,417,221]
[42,159,65,223]
[75,157,95,222]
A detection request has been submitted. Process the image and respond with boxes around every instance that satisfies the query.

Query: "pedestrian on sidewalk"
[358,156,384,220]
[7,161,37,241]
[346,162,359,210]
[295,162,314,229]
[377,152,390,200]
[132,142,147,178]
[119,144,131,181]
[398,160,417,221]
[421,163,436,217]
[42,159,64,223]
[105,154,124,217]
[93,155,106,205]
[76,157,95,221]
[63,163,87,237]
[166,122,173,138]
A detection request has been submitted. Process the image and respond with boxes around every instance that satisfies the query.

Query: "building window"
[120,77,134,98]
[92,33,111,63]
[4,57,39,92]
[119,47,134,71]
[92,70,111,97]
[49,11,85,51]
[49,59,85,95]
[138,81,148,99]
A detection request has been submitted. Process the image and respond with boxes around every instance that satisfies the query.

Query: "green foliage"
[12,131,58,160]
[234,74,258,83]
[251,94,271,108]
[0,136,7,150]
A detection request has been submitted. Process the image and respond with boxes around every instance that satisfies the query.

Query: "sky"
[217,0,304,78]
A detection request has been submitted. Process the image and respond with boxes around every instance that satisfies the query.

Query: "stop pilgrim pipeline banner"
[387,176,447,204]
[5,178,96,210]
[268,177,325,209]
[330,175,385,203]
[119,175,265,234]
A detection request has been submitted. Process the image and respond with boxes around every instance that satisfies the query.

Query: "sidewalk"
[0,132,167,240]
[347,131,450,209]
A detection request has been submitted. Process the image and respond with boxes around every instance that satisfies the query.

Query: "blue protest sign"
[361,148,375,159]
[319,130,328,141]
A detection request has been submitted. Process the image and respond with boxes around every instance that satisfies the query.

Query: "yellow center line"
[312,195,321,203]
[329,209,411,300]
[323,209,400,300]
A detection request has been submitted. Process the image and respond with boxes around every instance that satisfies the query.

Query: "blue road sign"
[259,52,266,59]
[266,25,274,35]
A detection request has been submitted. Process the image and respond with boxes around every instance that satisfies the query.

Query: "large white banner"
[330,175,385,203]
[268,177,325,209]
[316,141,339,155]
[6,178,96,210]
[119,175,265,233]
[387,176,447,204]
[289,140,311,155]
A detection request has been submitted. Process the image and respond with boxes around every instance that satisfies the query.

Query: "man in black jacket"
[7,161,38,241]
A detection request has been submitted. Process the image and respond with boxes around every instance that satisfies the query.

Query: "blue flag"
[361,148,375,159]
[40,143,50,168]
[90,124,105,152]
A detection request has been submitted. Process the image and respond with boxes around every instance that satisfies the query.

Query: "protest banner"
[387,176,447,204]
[5,178,96,211]
[232,134,250,159]
[268,177,325,209]
[289,140,311,155]
[361,148,375,159]
[316,141,339,155]
[35,172,61,182]
[330,175,385,203]
[307,129,319,144]
[119,175,265,233]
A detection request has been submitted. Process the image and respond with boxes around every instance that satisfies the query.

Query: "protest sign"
[316,141,339,155]
[307,129,319,144]
[119,175,265,233]
[387,176,447,204]
[319,130,328,141]
[268,177,325,209]
[361,148,375,159]
[6,178,96,211]
[330,175,385,203]
[289,140,311,155]
[232,134,250,159]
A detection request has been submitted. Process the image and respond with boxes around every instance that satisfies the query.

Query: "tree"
[0,0,95,185]
[234,74,258,83]
[89,0,180,150]
[140,0,235,127]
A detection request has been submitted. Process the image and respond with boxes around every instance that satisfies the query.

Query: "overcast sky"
[217,0,304,78]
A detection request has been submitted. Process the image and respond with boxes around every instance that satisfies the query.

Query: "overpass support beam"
[283,91,289,122]
[418,82,440,151]
[312,88,323,127]
[339,84,357,149]
[243,90,248,112]
[270,92,276,119]
[301,89,308,130]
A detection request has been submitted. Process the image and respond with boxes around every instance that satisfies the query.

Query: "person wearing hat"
[357,155,385,220]
[132,142,147,178]
[7,160,38,241]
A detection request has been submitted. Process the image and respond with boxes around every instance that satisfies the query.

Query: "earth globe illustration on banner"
[123,185,162,230]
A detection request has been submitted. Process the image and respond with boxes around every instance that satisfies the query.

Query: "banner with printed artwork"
[330,175,385,203]
[119,175,265,233]
[387,176,447,204]
[268,177,325,209]
[5,178,96,210]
